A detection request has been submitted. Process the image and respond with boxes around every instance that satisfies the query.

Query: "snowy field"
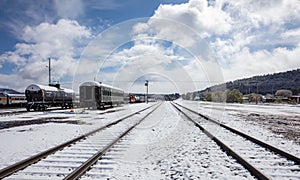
[0,103,153,169]
[0,100,299,179]
[177,100,300,157]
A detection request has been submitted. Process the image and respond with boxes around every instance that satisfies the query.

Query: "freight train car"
[25,83,74,111]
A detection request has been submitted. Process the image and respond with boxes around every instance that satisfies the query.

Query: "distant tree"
[275,89,292,97]
[197,69,300,96]
[226,89,243,103]
[248,93,262,103]
[186,92,193,100]
[275,97,282,103]
[212,91,226,102]
[288,99,297,104]
[204,93,212,101]
[248,93,256,102]
[265,93,274,98]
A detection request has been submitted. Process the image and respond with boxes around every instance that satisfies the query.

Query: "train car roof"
[80,81,123,92]
[26,84,58,91]
[25,84,74,93]
[80,81,102,87]
[61,88,74,93]
[5,93,26,97]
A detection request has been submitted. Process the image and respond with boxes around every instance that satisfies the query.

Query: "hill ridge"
[197,69,300,97]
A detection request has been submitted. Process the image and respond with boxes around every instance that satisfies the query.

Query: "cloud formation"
[72,0,300,94]
[140,0,300,82]
[0,19,91,91]
[0,0,299,93]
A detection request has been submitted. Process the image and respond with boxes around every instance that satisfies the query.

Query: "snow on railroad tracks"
[172,102,300,180]
[89,102,254,179]
[0,101,299,179]
[0,103,155,170]
[0,103,160,179]
[178,100,300,157]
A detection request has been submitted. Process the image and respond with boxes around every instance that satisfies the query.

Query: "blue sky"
[0,0,299,93]
[0,0,183,54]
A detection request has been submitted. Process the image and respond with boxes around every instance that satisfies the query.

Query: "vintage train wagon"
[0,92,26,106]
[129,94,146,103]
[79,81,124,109]
[25,84,74,111]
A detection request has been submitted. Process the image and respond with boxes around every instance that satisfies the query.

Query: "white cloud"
[129,0,300,92]
[0,19,91,92]
[1,0,300,93]
[85,0,122,10]
[84,32,222,94]
[153,0,232,37]
[281,28,300,40]
[54,0,84,19]
[130,0,232,50]
[95,40,196,94]
[224,0,300,27]
[222,44,300,81]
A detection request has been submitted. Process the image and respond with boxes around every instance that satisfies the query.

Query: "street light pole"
[145,80,148,104]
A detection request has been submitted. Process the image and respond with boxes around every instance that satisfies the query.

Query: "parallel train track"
[2,101,299,179]
[0,110,27,116]
[171,102,300,180]
[0,103,160,179]
[0,107,66,117]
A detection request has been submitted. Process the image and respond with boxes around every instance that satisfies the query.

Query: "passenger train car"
[79,81,124,109]
[25,83,74,111]
[129,94,146,103]
[0,92,27,106]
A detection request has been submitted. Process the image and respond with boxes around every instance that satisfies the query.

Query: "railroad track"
[0,107,66,117]
[171,102,300,180]
[0,110,27,117]
[0,102,161,179]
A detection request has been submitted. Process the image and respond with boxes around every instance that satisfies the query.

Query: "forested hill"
[198,69,300,96]
[0,88,22,94]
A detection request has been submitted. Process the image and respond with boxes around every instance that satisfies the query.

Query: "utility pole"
[145,80,148,104]
[48,58,51,85]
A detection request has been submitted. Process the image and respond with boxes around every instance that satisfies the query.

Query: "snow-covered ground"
[176,100,300,157]
[0,100,299,179]
[93,102,254,179]
[0,103,154,169]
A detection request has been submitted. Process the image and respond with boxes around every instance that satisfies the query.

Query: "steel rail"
[171,102,270,180]
[0,103,157,179]
[0,110,27,116]
[0,106,71,116]
[173,102,300,165]
[64,103,161,179]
